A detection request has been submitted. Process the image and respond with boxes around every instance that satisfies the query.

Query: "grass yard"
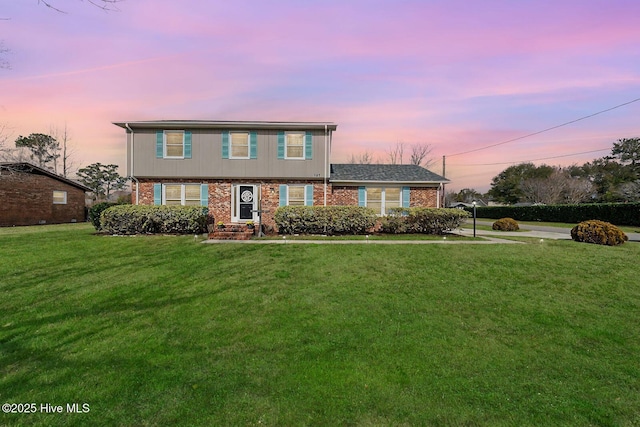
[1,224,639,426]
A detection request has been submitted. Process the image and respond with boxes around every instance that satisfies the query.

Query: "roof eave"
[330,179,449,185]
[113,120,338,131]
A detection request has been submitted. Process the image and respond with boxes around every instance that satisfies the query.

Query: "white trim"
[364,187,402,216]
[163,130,185,159]
[284,131,305,160]
[229,131,250,160]
[231,184,259,223]
[53,190,67,204]
[162,183,200,206]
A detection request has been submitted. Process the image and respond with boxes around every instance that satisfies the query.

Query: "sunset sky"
[1,0,639,192]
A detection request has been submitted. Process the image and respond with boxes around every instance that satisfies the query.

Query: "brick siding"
[0,169,86,226]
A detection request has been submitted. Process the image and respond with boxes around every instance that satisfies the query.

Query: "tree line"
[0,127,128,202]
[449,138,640,205]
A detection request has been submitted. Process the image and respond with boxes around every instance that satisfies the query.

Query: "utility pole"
[441,155,446,207]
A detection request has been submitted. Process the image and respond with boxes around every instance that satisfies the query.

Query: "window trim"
[284,131,305,160]
[365,187,403,215]
[229,131,250,160]
[162,183,202,206]
[53,190,67,205]
[163,130,185,159]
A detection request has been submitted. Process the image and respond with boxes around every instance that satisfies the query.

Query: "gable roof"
[0,162,92,192]
[113,120,337,131]
[330,164,449,184]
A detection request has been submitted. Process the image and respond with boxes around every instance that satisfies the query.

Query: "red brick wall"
[410,187,439,208]
[329,185,359,206]
[0,170,86,226]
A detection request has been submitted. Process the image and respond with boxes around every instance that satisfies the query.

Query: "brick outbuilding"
[0,162,90,226]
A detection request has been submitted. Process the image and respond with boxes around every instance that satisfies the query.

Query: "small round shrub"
[492,217,519,231]
[570,220,627,246]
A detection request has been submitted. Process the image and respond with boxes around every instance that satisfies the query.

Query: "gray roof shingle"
[330,164,448,183]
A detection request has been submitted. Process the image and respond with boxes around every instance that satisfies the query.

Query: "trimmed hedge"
[570,220,628,246]
[88,202,117,230]
[274,206,377,235]
[381,208,470,235]
[100,205,209,235]
[469,203,640,226]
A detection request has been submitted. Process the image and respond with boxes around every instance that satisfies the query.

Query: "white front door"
[232,184,258,223]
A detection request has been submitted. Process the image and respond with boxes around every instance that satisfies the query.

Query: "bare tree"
[387,142,405,165]
[563,176,593,203]
[50,123,77,177]
[348,150,375,164]
[38,0,122,13]
[0,41,9,70]
[410,143,434,167]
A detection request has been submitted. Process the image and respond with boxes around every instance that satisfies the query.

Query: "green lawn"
[1,224,639,426]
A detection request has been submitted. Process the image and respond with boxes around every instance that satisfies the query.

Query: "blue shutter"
[277,131,285,159]
[402,187,410,208]
[156,131,163,158]
[279,185,287,206]
[153,184,162,205]
[184,131,192,159]
[304,185,313,206]
[304,131,313,159]
[358,187,366,207]
[200,184,208,207]
[221,131,229,159]
[249,131,257,159]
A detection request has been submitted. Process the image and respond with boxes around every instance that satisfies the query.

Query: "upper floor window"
[53,190,67,204]
[285,132,305,159]
[230,132,250,159]
[277,131,312,160]
[156,130,192,159]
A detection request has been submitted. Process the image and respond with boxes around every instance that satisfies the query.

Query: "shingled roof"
[330,164,448,184]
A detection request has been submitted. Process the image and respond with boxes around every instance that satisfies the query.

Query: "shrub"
[381,208,470,235]
[100,205,208,235]
[274,206,377,235]
[492,217,519,231]
[88,202,117,230]
[570,220,628,246]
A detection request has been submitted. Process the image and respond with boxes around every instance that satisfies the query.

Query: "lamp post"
[472,200,477,238]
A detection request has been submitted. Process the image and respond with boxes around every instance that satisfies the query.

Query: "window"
[279,184,313,206]
[165,131,184,158]
[53,190,67,204]
[163,184,202,206]
[365,187,402,215]
[230,132,249,159]
[288,186,305,206]
[285,132,304,159]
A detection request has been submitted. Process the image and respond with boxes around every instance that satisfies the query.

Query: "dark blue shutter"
[304,132,312,159]
[156,131,163,158]
[221,131,229,159]
[279,185,287,206]
[277,131,285,159]
[153,184,162,205]
[402,187,410,208]
[184,131,192,159]
[358,187,366,207]
[249,131,257,159]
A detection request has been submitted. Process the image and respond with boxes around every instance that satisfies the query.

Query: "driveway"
[462,220,640,242]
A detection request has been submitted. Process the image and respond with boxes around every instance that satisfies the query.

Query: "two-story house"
[114,120,448,230]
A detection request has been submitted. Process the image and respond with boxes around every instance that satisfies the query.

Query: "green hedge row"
[100,205,209,234]
[467,203,640,226]
[274,206,377,235]
[381,208,471,234]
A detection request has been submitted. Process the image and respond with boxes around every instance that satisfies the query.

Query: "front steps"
[208,224,255,240]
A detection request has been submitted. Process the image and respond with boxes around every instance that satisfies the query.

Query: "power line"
[446,97,640,157]
[450,147,611,167]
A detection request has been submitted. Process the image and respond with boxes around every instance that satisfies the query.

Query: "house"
[113,120,448,230]
[448,200,488,209]
[0,162,90,226]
